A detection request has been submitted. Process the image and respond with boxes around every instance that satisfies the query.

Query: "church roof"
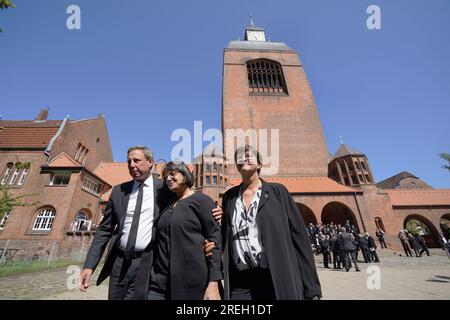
[226,41,293,51]
[94,162,132,201]
[229,176,359,193]
[333,144,364,159]
[386,189,450,206]
[376,171,432,189]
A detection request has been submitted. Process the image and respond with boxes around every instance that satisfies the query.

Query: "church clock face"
[247,31,266,41]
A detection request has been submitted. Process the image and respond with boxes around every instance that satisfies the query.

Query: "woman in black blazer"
[146,161,222,300]
[222,145,322,300]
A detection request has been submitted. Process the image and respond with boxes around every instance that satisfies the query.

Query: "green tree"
[0,0,16,32]
[0,187,38,221]
[439,152,450,172]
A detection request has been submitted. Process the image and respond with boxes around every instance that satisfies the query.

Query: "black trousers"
[419,245,430,257]
[108,252,143,300]
[322,250,330,268]
[369,249,380,262]
[230,268,276,300]
[333,251,341,268]
[400,240,412,257]
[378,238,387,249]
[361,248,371,263]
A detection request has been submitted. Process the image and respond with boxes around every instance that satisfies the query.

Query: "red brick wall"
[50,116,113,172]
[222,49,330,178]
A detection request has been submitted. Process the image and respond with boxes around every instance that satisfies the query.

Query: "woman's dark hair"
[163,161,195,188]
[234,144,263,174]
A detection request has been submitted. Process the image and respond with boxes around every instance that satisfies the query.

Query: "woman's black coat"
[221,181,322,300]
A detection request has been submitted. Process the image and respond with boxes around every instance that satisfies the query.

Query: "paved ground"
[1,248,449,300]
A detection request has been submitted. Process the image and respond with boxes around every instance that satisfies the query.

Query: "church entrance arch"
[296,203,317,226]
[404,215,441,248]
[321,202,359,232]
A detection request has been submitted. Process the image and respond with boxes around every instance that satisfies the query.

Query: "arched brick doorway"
[403,214,440,248]
[440,213,450,240]
[321,202,359,232]
[296,203,317,226]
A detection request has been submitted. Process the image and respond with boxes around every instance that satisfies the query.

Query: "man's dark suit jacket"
[367,235,377,249]
[83,177,175,285]
[339,232,358,252]
[221,181,322,300]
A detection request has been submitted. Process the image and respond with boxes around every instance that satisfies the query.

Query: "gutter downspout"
[353,191,367,233]
[45,116,69,163]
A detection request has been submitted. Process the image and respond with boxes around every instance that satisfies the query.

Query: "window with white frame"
[75,143,82,160]
[71,211,91,231]
[49,172,71,186]
[32,208,56,231]
[0,211,10,230]
[82,177,99,195]
[8,168,20,185]
[1,163,13,185]
[79,148,89,164]
[17,169,29,186]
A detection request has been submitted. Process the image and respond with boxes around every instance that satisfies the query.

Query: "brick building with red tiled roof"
[2,23,449,261]
[0,110,113,260]
[85,23,450,252]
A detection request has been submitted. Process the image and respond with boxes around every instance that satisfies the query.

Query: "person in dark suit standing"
[141,161,222,300]
[339,227,361,272]
[330,233,342,269]
[417,234,430,257]
[398,230,413,257]
[366,232,380,262]
[320,235,331,268]
[357,234,371,263]
[376,228,387,249]
[79,146,221,299]
[407,233,421,257]
[221,145,321,300]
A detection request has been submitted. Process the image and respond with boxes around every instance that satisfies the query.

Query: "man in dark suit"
[418,234,430,257]
[357,234,371,263]
[339,227,360,272]
[330,233,342,269]
[375,228,387,248]
[79,146,221,299]
[366,232,380,262]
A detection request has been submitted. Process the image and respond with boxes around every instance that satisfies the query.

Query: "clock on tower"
[244,16,266,42]
[246,29,266,41]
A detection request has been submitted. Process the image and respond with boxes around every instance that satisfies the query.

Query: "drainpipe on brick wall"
[353,192,367,233]
[44,116,69,163]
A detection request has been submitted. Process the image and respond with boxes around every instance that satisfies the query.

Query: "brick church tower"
[222,21,330,178]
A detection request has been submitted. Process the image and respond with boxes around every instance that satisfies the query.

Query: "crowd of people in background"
[398,228,450,258]
[306,220,380,272]
[308,219,450,271]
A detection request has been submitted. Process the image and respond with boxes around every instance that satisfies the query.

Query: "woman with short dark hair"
[145,161,222,300]
[222,145,322,300]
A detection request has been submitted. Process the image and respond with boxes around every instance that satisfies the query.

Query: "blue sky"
[1,0,449,188]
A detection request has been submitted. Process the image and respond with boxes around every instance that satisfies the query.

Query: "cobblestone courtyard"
[0,248,449,300]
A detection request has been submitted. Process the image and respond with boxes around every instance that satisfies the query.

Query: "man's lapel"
[120,181,134,227]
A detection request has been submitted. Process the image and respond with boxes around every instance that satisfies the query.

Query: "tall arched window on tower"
[247,59,288,94]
